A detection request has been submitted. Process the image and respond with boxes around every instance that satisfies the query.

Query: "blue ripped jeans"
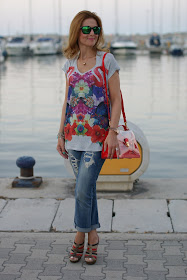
[68,150,105,233]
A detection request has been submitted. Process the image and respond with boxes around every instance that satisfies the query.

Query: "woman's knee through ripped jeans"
[68,150,105,233]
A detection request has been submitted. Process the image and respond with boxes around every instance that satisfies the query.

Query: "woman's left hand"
[104,131,120,159]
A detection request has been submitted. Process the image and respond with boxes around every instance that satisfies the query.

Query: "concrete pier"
[0,177,187,233]
[0,177,187,279]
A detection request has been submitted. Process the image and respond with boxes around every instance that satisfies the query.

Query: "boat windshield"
[37,38,53,42]
[10,37,24,43]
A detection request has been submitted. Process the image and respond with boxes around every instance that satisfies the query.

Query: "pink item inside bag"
[117,130,140,159]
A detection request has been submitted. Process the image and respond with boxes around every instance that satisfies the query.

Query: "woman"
[56,10,121,265]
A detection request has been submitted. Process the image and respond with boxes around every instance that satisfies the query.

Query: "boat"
[111,0,137,56]
[169,44,184,56]
[0,49,5,63]
[0,36,8,58]
[183,41,187,55]
[169,35,184,56]
[29,37,62,55]
[5,37,31,56]
[146,33,163,55]
[110,40,137,55]
[169,0,184,56]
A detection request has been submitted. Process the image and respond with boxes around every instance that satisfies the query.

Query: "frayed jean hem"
[74,223,100,233]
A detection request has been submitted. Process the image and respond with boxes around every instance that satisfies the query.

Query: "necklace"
[79,55,96,66]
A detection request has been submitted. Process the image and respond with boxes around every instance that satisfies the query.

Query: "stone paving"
[1,178,187,279]
[0,233,187,280]
[1,198,187,233]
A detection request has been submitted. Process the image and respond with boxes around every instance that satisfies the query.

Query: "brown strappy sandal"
[69,240,85,263]
[84,237,99,265]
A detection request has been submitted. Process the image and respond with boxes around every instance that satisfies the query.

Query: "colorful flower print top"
[62,51,120,152]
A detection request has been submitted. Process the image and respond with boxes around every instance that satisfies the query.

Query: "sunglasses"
[80,26,101,35]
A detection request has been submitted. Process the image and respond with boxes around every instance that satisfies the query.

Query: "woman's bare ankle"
[88,230,99,244]
[74,231,85,244]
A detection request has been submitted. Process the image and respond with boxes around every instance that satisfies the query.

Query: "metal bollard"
[12,156,42,188]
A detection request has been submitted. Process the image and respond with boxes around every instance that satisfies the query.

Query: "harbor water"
[0,54,187,178]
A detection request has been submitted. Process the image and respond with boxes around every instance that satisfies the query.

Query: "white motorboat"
[30,37,62,55]
[5,37,31,56]
[110,40,137,55]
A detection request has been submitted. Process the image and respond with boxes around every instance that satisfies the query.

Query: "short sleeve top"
[62,51,120,152]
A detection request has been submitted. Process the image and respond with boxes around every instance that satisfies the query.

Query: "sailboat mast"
[151,0,155,32]
[115,0,118,36]
[22,16,25,35]
[172,0,176,34]
[85,0,88,10]
[146,9,150,35]
[58,0,62,36]
[53,0,56,34]
[29,0,33,40]
[129,0,133,37]
[159,0,163,35]
[177,0,180,34]
[100,0,103,18]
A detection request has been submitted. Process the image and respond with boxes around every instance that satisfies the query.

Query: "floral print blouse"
[62,51,120,151]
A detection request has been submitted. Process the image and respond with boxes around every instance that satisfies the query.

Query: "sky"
[0,0,187,36]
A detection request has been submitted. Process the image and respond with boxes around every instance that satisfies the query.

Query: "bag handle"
[102,52,128,131]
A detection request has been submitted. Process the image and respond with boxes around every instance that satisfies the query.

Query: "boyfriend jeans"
[68,150,105,233]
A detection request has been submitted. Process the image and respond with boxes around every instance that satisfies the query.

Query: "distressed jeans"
[68,150,105,233]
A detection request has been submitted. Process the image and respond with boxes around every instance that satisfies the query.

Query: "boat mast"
[151,0,155,33]
[129,0,133,38]
[146,9,150,35]
[115,0,118,36]
[177,0,183,44]
[85,0,88,10]
[22,16,25,35]
[172,0,176,34]
[177,0,180,34]
[58,0,62,37]
[29,0,33,40]
[159,0,163,35]
[53,0,56,34]
[100,0,103,18]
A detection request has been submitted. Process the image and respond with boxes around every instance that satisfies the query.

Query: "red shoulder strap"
[102,52,128,131]
[102,53,110,120]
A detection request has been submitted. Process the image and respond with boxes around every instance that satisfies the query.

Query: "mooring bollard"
[12,156,42,188]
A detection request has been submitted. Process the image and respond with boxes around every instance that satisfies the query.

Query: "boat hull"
[30,40,62,55]
[111,48,137,55]
[148,47,163,55]
[110,41,137,55]
[169,45,184,56]
[6,46,31,56]
[0,55,5,63]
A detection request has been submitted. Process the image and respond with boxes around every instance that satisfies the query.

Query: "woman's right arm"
[56,77,69,159]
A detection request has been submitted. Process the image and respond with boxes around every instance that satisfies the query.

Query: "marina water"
[0,54,186,178]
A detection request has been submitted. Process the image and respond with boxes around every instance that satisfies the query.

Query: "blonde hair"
[63,10,107,59]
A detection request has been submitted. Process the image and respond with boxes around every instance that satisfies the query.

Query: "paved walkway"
[0,232,187,280]
[0,197,187,233]
[1,178,187,279]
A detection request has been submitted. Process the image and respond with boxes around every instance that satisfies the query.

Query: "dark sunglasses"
[80,26,101,35]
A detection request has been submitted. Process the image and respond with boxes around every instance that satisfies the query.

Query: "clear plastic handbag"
[101,52,140,159]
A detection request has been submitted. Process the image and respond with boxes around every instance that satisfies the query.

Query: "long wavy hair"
[63,10,107,59]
